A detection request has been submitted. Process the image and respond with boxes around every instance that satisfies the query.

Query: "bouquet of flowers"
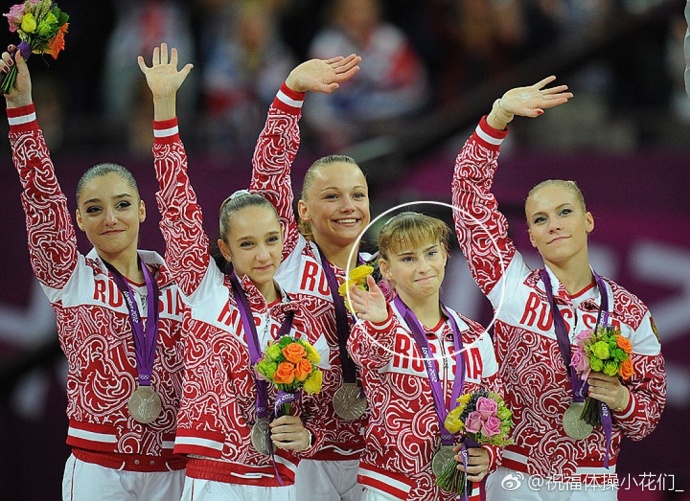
[338,264,374,313]
[571,325,634,426]
[437,389,514,495]
[1,0,69,94]
[255,336,323,416]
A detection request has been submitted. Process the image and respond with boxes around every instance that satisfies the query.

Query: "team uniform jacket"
[451,116,666,481]
[347,303,501,500]
[8,104,186,469]
[249,83,367,461]
[153,118,328,486]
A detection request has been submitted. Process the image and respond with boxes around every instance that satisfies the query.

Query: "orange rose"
[45,24,68,59]
[619,358,634,380]
[274,362,296,385]
[616,335,632,354]
[282,343,307,364]
[294,359,312,382]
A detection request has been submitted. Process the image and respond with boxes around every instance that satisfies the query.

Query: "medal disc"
[127,386,162,424]
[563,402,593,440]
[251,417,272,456]
[432,445,457,478]
[332,383,367,421]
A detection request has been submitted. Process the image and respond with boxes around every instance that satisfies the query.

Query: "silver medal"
[332,383,367,421]
[563,402,594,440]
[127,386,163,424]
[432,444,457,478]
[250,417,272,455]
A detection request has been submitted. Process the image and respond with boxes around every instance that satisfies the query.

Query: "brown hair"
[76,163,139,204]
[377,212,451,260]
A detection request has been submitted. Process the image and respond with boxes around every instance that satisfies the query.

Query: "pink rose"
[481,415,501,438]
[476,396,498,419]
[464,411,483,434]
[570,347,589,374]
[3,5,25,32]
[574,328,592,346]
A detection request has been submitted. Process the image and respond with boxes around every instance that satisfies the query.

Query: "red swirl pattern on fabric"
[153,126,327,485]
[348,307,500,500]
[10,119,185,456]
[451,117,666,479]
[249,98,366,459]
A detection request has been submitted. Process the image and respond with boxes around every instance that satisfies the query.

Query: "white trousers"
[486,467,618,501]
[294,459,362,501]
[180,477,296,501]
[62,454,185,501]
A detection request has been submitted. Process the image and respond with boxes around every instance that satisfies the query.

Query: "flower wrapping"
[571,325,634,426]
[1,0,69,94]
[437,389,514,495]
[254,335,323,416]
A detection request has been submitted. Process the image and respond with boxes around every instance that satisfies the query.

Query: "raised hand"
[488,76,573,130]
[500,76,572,117]
[137,42,193,102]
[347,275,389,324]
[1,45,32,108]
[285,54,361,94]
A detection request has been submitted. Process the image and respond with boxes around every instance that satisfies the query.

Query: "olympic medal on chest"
[432,444,457,478]
[332,382,367,421]
[251,417,273,456]
[563,402,593,440]
[127,386,163,424]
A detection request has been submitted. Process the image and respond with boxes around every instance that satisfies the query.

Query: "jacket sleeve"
[347,307,399,370]
[612,311,666,441]
[250,83,305,259]
[8,103,78,289]
[153,118,211,299]
[451,116,517,299]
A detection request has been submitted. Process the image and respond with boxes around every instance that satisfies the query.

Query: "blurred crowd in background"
[0,0,687,163]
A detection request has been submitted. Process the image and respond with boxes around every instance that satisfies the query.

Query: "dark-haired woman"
[3,48,186,500]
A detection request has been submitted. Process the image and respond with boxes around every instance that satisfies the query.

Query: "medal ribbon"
[104,257,159,388]
[540,268,613,467]
[229,271,295,419]
[393,297,465,446]
[316,247,359,385]
[229,271,295,485]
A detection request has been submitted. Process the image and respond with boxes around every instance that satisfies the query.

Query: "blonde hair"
[377,212,451,260]
[525,179,587,215]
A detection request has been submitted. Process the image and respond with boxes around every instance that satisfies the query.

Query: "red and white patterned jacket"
[153,118,328,486]
[8,105,186,467]
[249,84,367,460]
[348,303,501,500]
[451,116,666,481]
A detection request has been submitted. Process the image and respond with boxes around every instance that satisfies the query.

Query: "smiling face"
[297,161,370,249]
[218,204,283,297]
[75,171,145,263]
[525,182,594,268]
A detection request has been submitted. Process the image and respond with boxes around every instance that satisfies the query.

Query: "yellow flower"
[303,341,321,365]
[444,406,464,433]
[338,279,356,296]
[21,13,37,33]
[349,265,374,282]
[303,369,323,394]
